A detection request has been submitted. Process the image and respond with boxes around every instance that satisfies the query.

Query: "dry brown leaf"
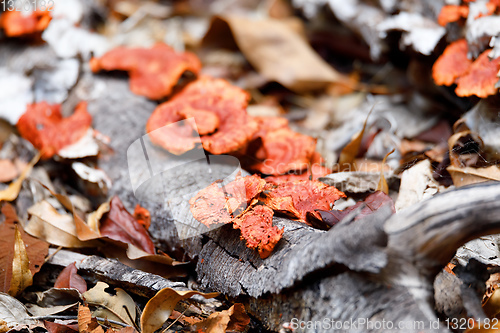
[82,282,136,327]
[8,224,32,297]
[447,165,500,187]
[78,304,104,333]
[140,288,219,333]
[0,152,40,202]
[203,16,342,92]
[483,287,500,318]
[338,108,372,172]
[0,204,48,295]
[194,303,250,333]
[25,200,100,248]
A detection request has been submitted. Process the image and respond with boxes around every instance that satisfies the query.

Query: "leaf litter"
[3,0,500,331]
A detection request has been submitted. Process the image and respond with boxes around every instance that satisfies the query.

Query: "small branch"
[32,315,129,328]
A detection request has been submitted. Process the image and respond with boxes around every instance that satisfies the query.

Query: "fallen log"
[58,71,500,331]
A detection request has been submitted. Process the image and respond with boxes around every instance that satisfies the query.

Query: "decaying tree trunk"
[77,74,500,332]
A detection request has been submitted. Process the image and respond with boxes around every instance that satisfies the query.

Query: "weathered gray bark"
[195,182,500,332]
[77,72,500,332]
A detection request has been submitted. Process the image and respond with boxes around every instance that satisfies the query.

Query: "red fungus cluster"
[189,175,345,258]
[432,39,500,98]
[0,10,51,37]
[17,102,92,159]
[90,43,202,100]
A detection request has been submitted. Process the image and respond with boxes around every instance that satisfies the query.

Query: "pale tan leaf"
[204,16,343,92]
[83,282,136,327]
[8,225,33,297]
[140,288,219,333]
[25,201,96,248]
[447,165,500,187]
[0,293,40,329]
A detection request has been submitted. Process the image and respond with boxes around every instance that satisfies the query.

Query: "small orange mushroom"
[233,205,283,259]
[250,128,317,175]
[90,43,202,100]
[261,180,346,224]
[0,10,51,37]
[432,39,472,86]
[455,50,500,98]
[437,5,469,26]
[146,76,258,155]
[189,174,266,227]
[17,101,92,159]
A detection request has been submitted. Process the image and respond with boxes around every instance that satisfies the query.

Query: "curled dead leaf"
[8,224,32,297]
[0,204,48,294]
[99,196,155,255]
[140,288,218,333]
[54,262,87,294]
[194,303,250,333]
[90,43,201,100]
[82,282,136,327]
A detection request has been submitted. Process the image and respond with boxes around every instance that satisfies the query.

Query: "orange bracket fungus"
[455,50,500,98]
[261,180,346,224]
[189,175,345,258]
[233,205,284,259]
[90,43,202,100]
[437,5,469,26]
[0,10,51,37]
[250,128,317,175]
[17,101,92,159]
[146,76,258,155]
[189,174,266,227]
[433,39,500,97]
[432,39,472,86]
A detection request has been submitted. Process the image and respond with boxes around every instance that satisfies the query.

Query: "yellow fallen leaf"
[8,225,33,297]
[140,288,219,333]
[0,152,40,202]
[376,148,395,194]
[83,282,136,327]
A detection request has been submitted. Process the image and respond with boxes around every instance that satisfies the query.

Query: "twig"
[32,315,129,327]
[161,308,189,333]
[123,304,140,331]
[44,246,63,263]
